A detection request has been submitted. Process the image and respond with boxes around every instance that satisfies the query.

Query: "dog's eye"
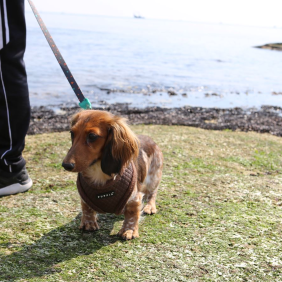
[87,133,99,143]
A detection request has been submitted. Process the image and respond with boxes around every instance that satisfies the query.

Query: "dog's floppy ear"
[101,117,139,176]
[101,128,122,176]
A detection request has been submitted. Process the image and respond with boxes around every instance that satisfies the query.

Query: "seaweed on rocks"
[28,104,282,137]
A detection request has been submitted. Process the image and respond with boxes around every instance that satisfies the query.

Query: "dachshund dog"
[62,110,163,240]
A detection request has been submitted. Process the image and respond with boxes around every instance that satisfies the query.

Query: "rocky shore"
[28,104,282,137]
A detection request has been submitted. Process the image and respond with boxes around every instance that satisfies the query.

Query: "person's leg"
[0,0,32,196]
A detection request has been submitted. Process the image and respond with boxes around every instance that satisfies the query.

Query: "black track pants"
[0,0,30,173]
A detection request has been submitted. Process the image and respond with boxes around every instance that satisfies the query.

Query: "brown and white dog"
[62,110,163,240]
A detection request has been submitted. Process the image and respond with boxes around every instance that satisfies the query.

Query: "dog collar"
[77,161,137,215]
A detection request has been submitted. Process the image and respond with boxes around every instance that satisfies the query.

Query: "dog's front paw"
[143,204,157,215]
[80,220,100,231]
[118,229,139,240]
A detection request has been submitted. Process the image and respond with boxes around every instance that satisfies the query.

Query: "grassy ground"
[1,125,282,281]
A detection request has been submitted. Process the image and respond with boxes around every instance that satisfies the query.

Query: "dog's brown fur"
[63,110,163,240]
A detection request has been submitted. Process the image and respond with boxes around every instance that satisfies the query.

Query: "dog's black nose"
[62,162,75,171]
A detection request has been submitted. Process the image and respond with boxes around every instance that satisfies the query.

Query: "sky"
[26,0,282,27]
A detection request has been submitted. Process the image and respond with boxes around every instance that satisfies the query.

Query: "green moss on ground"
[1,125,282,281]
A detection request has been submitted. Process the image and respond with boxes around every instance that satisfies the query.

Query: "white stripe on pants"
[0,0,10,50]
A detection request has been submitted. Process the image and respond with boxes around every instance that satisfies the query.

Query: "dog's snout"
[62,162,75,171]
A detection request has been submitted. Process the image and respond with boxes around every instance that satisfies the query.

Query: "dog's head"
[62,110,139,176]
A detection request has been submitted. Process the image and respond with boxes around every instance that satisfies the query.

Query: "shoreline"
[29,104,282,136]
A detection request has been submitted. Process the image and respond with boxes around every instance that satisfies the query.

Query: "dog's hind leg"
[143,190,158,214]
[143,180,160,215]
[143,150,163,215]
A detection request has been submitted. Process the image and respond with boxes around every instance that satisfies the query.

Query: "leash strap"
[27,0,91,109]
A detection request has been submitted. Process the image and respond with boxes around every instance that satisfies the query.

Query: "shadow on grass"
[0,213,122,281]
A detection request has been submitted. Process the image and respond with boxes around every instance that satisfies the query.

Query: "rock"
[272,92,282,95]
[255,43,282,51]
[168,90,177,96]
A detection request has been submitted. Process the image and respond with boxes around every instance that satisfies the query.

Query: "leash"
[27,0,92,109]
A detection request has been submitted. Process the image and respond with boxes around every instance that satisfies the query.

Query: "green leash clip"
[79,98,92,109]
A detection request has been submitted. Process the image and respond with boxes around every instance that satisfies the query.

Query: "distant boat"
[134,14,145,19]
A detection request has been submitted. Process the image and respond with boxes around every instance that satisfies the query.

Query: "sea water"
[25,12,282,109]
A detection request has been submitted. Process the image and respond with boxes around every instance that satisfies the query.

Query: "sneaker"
[0,166,32,196]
